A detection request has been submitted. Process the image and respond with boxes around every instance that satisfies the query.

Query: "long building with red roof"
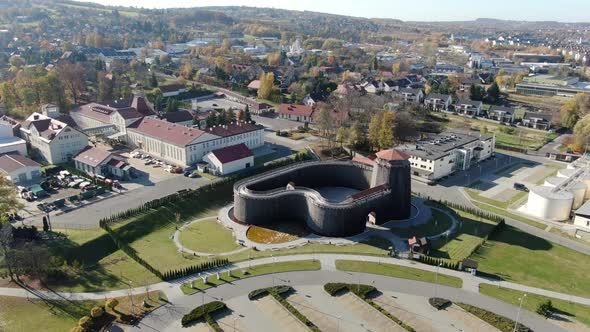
[125,117,264,167]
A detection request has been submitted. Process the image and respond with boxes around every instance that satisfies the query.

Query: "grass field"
[390,208,454,239]
[0,290,165,332]
[178,219,241,254]
[472,225,590,297]
[434,113,557,150]
[43,228,159,293]
[464,188,528,209]
[472,201,547,229]
[428,208,498,262]
[335,260,463,288]
[180,260,321,295]
[479,284,590,327]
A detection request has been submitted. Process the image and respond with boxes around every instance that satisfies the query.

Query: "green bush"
[248,285,292,300]
[78,316,92,329]
[181,301,226,327]
[456,302,531,332]
[90,306,104,318]
[323,282,375,298]
[428,297,451,310]
[536,300,555,318]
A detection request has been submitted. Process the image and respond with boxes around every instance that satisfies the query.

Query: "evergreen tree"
[150,71,158,88]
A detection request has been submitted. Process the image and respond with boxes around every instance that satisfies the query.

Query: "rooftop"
[0,154,40,174]
[74,146,117,168]
[401,131,493,161]
[277,104,314,117]
[127,117,207,146]
[209,143,253,164]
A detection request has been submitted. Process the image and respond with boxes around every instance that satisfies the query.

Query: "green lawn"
[42,228,159,293]
[480,284,590,327]
[178,219,241,254]
[180,260,321,295]
[436,113,557,150]
[390,208,454,239]
[472,201,546,229]
[472,225,590,298]
[0,296,99,332]
[429,208,498,263]
[335,260,463,288]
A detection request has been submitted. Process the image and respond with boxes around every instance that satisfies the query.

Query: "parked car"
[188,172,199,178]
[183,171,192,177]
[144,160,155,166]
[514,183,529,192]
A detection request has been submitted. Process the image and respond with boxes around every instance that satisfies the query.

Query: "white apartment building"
[126,117,264,167]
[20,113,89,164]
[402,132,495,183]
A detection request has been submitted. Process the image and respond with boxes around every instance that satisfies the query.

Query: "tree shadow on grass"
[488,225,552,251]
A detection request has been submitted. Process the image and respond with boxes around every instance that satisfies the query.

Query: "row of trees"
[162,258,230,281]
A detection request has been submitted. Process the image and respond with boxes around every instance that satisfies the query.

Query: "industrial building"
[232,149,411,237]
[525,158,590,222]
[516,75,590,97]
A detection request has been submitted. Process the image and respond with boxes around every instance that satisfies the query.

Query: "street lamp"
[513,293,527,332]
[434,263,442,298]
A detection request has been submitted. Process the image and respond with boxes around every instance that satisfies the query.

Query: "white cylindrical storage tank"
[544,176,565,188]
[582,175,590,199]
[557,169,577,179]
[526,186,573,221]
[569,181,587,209]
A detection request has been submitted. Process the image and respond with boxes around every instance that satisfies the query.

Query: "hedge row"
[428,297,451,310]
[162,258,229,281]
[103,224,163,279]
[99,150,312,227]
[323,282,375,298]
[247,285,292,300]
[104,223,229,281]
[325,283,415,332]
[181,301,226,327]
[365,297,416,332]
[455,302,532,332]
[425,198,505,224]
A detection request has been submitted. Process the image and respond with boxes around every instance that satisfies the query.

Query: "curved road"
[124,270,564,332]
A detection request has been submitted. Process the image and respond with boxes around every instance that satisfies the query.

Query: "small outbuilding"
[408,236,430,254]
[0,154,42,184]
[203,143,254,175]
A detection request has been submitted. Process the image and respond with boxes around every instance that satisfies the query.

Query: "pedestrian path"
[2,253,589,308]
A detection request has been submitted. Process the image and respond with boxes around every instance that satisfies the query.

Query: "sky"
[75,0,590,22]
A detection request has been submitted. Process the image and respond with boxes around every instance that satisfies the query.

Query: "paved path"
[3,254,589,309]
[118,269,564,332]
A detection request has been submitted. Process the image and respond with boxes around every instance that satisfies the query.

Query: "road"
[29,175,214,228]
[123,269,563,332]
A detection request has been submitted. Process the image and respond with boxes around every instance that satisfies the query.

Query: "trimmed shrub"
[181,301,226,327]
[456,302,531,332]
[248,285,292,300]
[429,297,451,310]
[106,298,119,311]
[78,316,92,329]
[90,306,104,318]
[536,300,555,318]
[323,282,375,298]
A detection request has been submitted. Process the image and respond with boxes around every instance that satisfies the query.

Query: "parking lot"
[193,98,246,111]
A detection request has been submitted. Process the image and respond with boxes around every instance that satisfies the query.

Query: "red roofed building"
[376,149,410,161]
[277,104,315,123]
[203,143,254,175]
[247,80,261,90]
[126,117,264,167]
